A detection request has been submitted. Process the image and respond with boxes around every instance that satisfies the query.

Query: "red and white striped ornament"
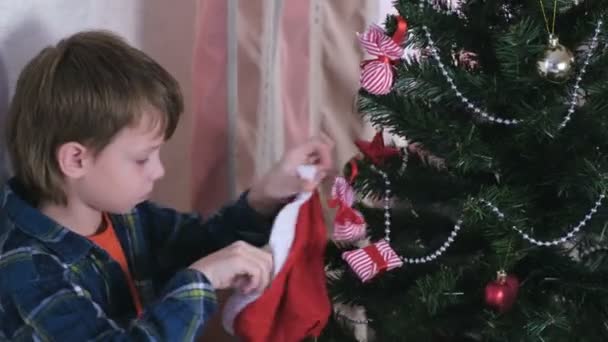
[333,205,367,241]
[329,177,367,242]
[358,17,407,95]
[331,176,355,207]
[341,240,403,282]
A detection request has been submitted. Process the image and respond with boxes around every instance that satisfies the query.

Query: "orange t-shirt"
[88,214,143,317]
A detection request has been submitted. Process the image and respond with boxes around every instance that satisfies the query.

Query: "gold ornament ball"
[537,36,575,82]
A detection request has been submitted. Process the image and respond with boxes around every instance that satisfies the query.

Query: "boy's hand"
[189,241,273,294]
[248,134,335,215]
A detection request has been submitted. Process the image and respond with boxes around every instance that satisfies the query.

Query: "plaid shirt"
[0,179,272,341]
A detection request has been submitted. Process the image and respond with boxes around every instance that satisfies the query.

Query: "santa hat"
[222,165,331,341]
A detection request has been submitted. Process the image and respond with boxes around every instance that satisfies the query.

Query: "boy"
[0,30,333,341]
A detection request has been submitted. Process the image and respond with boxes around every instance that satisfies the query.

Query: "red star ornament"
[354,131,401,166]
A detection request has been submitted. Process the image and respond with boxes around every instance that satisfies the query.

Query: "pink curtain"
[191,0,230,214]
[191,0,375,213]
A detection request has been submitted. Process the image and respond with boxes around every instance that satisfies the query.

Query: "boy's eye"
[136,158,149,165]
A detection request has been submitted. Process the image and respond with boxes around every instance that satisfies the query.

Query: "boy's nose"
[151,157,165,180]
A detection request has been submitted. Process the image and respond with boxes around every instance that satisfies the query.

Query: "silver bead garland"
[373,165,605,262]
[421,25,521,125]
[373,166,465,264]
[580,244,608,258]
[559,19,603,129]
[420,19,603,130]
[374,167,393,241]
[402,218,464,264]
[480,194,605,246]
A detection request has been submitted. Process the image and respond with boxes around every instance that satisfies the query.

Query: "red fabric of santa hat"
[222,165,331,342]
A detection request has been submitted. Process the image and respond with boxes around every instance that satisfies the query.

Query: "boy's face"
[76,113,166,213]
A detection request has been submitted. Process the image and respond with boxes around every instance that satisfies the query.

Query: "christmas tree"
[320,0,608,341]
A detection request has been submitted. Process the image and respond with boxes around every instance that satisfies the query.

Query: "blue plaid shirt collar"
[2,178,94,264]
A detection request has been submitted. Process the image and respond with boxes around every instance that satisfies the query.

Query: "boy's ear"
[56,142,92,178]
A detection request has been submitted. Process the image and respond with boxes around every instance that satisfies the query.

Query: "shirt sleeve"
[10,251,217,341]
[138,191,274,273]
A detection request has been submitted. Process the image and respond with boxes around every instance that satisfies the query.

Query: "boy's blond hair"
[6,30,183,205]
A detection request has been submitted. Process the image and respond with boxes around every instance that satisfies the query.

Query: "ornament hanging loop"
[538,0,558,37]
[496,270,508,283]
[548,33,559,48]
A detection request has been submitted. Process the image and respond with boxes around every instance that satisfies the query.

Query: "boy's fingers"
[239,259,263,294]
[232,242,273,293]
[244,246,273,292]
[233,274,252,293]
[247,259,272,293]
[295,137,333,170]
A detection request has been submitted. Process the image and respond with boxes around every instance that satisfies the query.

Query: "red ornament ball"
[484,270,520,313]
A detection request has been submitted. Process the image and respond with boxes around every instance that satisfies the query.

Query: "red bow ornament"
[359,16,408,95]
[342,240,403,282]
[329,177,366,242]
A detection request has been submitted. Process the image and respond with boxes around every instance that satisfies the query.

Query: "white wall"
[377,0,396,24]
[0,1,139,97]
[0,0,198,210]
